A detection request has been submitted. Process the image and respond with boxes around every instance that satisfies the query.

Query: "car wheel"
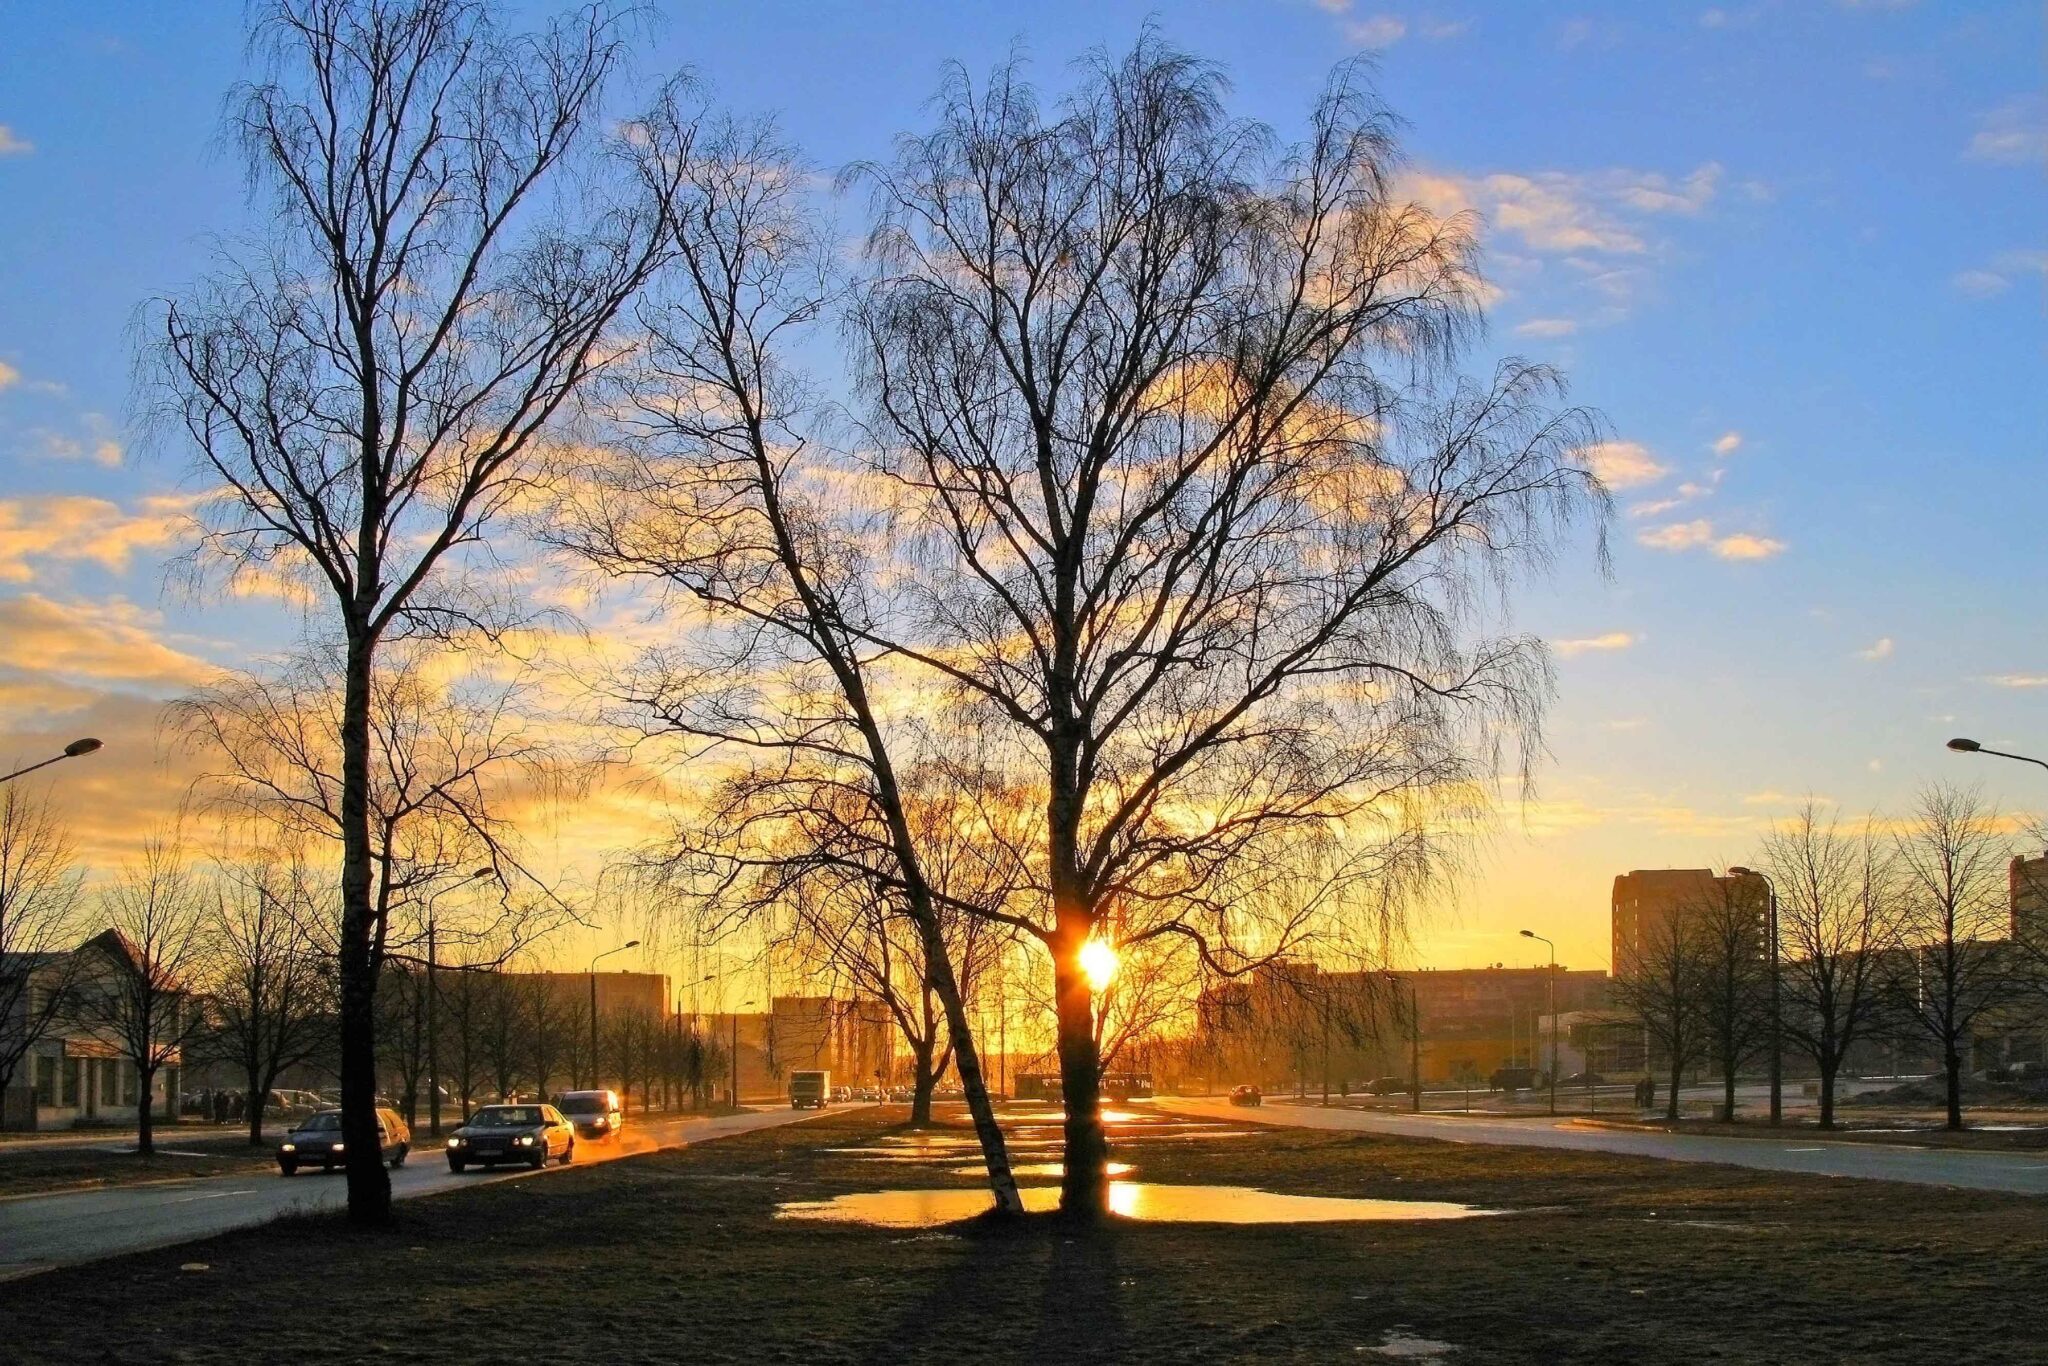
[279,1161,297,1177]
[559,1141,574,1166]
[389,1144,407,1170]
[448,1158,466,1174]
[529,1147,547,1170]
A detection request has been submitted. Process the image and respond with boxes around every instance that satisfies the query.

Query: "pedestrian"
[212,1089,228,1125]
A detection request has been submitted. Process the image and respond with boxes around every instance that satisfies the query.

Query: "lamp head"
[1519,929,1535,939]
[1946,737,1982,753]
[63,738,103,758]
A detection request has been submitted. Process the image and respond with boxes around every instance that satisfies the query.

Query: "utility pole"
[1521,930,1558,1117]
[426,916,439,1137]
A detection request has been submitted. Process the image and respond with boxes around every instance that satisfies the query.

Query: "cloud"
[1711,430,1743,456]
[1857,636,1894,661]
[26,412,124,468]
[0,595,218,690]
[1614,163,1723,216]
[0,493,190,582]
[1637,519,1715,551]
[1636,519,1786,560]
[1952,250,2048,299]
[0,125,31,157]
[1982,673,2048,689]
[1343,15,1406,45]
[1965,96,2045,165]
[1513,317,1578,338]
[1579,440,1668,489]
[0,360,19,391]
[1712,533,1786,561]
[1554,631,1636,657]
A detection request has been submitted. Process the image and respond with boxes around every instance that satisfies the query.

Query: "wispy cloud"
[1982,673,2048,689]
[1513,317,1578,339]
[0,493,191,582]
[0,595,217,689]
[1579,440,1668,489]
[0,125,32,157]
[1343,14,1407,45]
[1637,519,1786,560]
[1965,95,2045,166]
[26,412,124,468]
[1555,631,1636,657]
[1857,636,1894,661]
[1952,250,2048,299]
[1711,430,1743,456]
[0,359,19,391]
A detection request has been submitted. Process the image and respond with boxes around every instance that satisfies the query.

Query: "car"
[1562,1071,1606,1088]
[446,1103,575,1171]
[278,1107,410,1176]
[1228,1084,1263,1107]
[555,1089,625,1140]
[1366,1076,1408,1096]
[857,1086,882,1102]
[1490,1066,1539,1091]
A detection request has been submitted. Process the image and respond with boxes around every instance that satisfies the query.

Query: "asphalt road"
[0,1106,853,1281]
[1158,1097,2048,1195]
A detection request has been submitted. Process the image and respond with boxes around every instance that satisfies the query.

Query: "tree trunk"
[1944,1043,1963,1132]
[1817,1058,1837,1131]
[1665,1054,1684,1123]
[1055,951,1108,1215]
[136,1064,157,1155]
[909,904,1021,1214]
[1722,1061,1737,1124]
[910,1040,936,1127]
[246,1068,270,1145]
[338,633,391,1224]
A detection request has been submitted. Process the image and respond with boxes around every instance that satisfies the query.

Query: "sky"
[0,0,2042,987]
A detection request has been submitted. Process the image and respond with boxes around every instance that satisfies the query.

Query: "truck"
[789,1070,832,1109]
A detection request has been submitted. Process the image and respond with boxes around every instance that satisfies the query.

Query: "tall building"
[2011,851,2048,943]
[1611,867,1767,970]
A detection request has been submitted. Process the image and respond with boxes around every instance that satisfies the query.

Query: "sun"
[1079,938,1120,993]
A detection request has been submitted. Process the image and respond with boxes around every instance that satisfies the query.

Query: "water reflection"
[947,1161,1136,1178]
[777,1183,1500,1228]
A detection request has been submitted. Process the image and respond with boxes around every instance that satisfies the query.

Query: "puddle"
[948,1161,1136,1178]
[1362,1330,1458,1359]
[777,1183,1501,1228]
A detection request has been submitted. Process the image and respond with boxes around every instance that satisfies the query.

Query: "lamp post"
[588,940,640,1089]
[426,866,497,1137]
[1520,930,1558,1117]
[1946,737,2048,773]
[0,738,103,786]
[675,972,712,1111]
[1729,865,1781,1126]
[1386,972,1421,1113]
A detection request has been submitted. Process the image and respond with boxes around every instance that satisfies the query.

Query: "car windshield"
[557,1095,606,1114]
[298,1112,342,1131]
[472,1106,543,1127]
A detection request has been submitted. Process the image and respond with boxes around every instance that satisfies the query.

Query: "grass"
[2,1105,2042,1364]
[0,1130,280,1198]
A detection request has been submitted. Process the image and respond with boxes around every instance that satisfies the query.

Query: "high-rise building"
[1611,867,1767,970]
[2011,851,2048,943]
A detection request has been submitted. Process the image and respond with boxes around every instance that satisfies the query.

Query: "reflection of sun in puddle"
[947,1161,1135,1178]
[777,1184,1501,1228]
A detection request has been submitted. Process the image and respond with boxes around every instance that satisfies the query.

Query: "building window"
[62,1058,80,1107]
[34,1054,57,1105]
[122,1065,139,1106]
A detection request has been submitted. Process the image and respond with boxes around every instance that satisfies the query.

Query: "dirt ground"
[2,1105,2042,1364]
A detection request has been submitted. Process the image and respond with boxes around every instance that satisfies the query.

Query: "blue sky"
[0,0,2041,976]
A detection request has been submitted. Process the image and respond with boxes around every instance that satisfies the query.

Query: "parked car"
[278,1107,410,1176]
[446,1103,575,1171]
[1366,1076,1408,1096]
[1562,1071,1606,1088]
[1228,1084,1263,1107]
[555,1089,624,1139]
[856,1086,882,1102]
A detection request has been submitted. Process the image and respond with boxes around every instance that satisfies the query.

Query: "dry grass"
[2,1106,2042,1364]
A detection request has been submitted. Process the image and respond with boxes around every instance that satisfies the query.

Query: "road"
[1159,1097,2048,1195]
[0,1106,848,1281]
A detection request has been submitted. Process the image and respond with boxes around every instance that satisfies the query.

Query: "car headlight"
[513,1135,534,1146]
[447,1136,464,1147]
[280,1143,296,1152]
[331,1142,344,1153]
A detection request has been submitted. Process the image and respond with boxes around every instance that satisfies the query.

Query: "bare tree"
[0,787,84,1112]
[513,969,578,1103]
[376,961,430,1126]
[1759,804,1902,1129]
[148,0,683,1222]
[1689,875,1771,1122]
[73,843,212,1154]
[205,854,337,1143]
[1611,901,1713,1122]
[1890,785,2019,1131]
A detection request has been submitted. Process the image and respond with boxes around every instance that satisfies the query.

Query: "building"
[1612,867,1768,972]
[502,969,670,1021]
[2012,851,2048,944]
[1,930,188,1131]
[695,996,894,1102]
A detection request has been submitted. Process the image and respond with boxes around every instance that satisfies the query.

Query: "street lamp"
[1947,737,2048,773]
[588,940,640,1088]
[1385,972,1421,1113]
[426,867,497,1135]
[0,738,104,786]
[731,999,756,1108]
[1519,930,1558,1117]
[1728,865,1781,1126]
